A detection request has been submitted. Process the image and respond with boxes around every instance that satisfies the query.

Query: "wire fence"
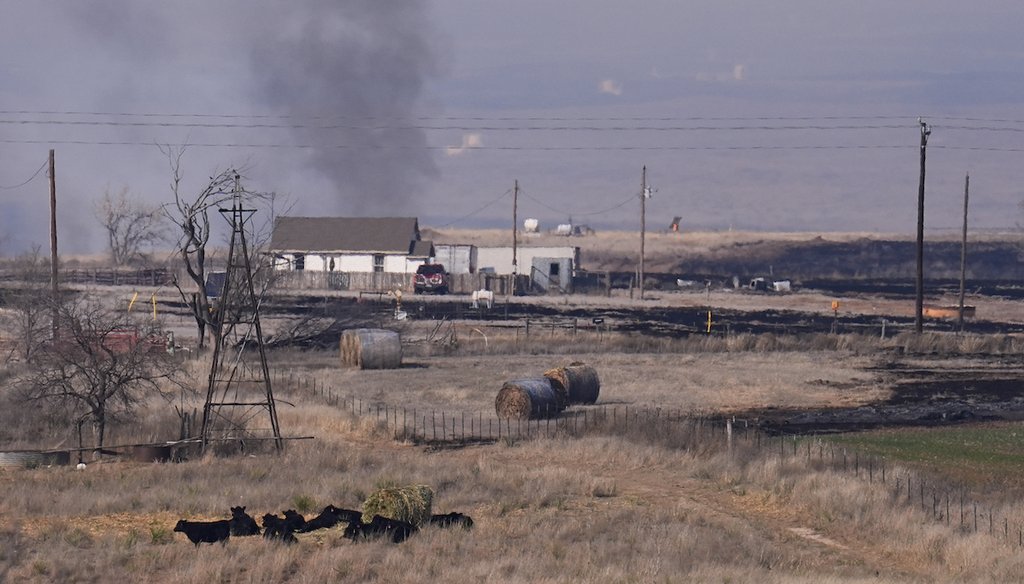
[269,366,1024,551]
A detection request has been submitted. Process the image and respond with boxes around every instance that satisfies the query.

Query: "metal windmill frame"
[199,176,282,452]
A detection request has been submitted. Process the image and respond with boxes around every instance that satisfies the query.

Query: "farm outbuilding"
[530,257,574,293]
[475,246,579,276]
[434,244,478,274]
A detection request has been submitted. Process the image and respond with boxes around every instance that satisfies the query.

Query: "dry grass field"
[3,229,1024,582]
[3,335,1024,582]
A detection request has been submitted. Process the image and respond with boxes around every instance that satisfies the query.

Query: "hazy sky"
[2,1,1024,253]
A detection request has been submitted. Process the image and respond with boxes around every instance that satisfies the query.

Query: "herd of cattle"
[173,505,473,546]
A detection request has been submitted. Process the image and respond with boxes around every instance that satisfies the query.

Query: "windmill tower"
[199,174,282,452]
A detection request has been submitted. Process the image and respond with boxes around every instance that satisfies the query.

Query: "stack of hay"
[340,328,402,369]
[494,378,566,420]
[361,483,434,526]
[494,361,601,420]
[543,362,601,405]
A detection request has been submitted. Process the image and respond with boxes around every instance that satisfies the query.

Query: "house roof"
[409,240,434,258]
[269,217,421,254]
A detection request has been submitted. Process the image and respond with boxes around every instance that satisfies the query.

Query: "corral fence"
[269,271,522,295]
[0,267,174,287]
[270,366,1024,552]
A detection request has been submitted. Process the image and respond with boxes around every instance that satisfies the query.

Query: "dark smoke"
[251,0,440,215]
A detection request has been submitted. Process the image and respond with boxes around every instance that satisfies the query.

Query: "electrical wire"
[0,158,48,190]
[519,188,637,218]
[0,109,929,122]
[0,118,915,132]
[0,138,917,151]
[435,189,511,228]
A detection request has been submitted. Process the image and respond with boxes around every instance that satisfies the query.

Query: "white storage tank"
[523,218,539,233]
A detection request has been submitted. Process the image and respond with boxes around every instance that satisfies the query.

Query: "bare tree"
[95,186,166,265]
[16,297,176,450]
[160,145,279,350]
[1,246,51,362]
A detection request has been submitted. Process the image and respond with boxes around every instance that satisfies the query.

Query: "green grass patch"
[828,422,1024,487]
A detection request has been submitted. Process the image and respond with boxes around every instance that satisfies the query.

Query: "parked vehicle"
[413,264,450,294]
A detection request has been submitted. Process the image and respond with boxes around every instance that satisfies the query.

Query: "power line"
[436,189,512,228]
[0,118,915,132]
[0,158,48,190]
[0,109,929,122]
[0,138,918,151]
[519,188,636,218]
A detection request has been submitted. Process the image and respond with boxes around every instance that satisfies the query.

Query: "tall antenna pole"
[958,173,970,333]
[915,119,930,334]
[640,166,647,300]
[48,149,58,335]
[512,179,518,295]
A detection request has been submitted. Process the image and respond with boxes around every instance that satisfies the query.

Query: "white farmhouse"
[269,216,434,274]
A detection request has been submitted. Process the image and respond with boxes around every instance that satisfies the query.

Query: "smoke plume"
[251,0,440,215]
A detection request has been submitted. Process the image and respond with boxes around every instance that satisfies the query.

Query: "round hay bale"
[495,377,565,420]
[361,484,434,526]
[340,328,402,370]
[544,363,600,404]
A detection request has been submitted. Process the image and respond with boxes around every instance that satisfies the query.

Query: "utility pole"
[639,166,648,300]
[48,149,58,336]
[915,119,930,334]
[512,179,518,295]
[958,173,970,333]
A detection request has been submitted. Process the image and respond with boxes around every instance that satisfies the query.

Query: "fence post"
[726,418,733,454]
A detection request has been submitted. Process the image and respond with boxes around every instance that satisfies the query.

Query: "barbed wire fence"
[268,365,1024,551]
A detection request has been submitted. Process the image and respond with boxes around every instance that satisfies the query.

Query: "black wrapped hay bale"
[544,362,600,404]
[340,328,402,369]
[495,377,565,420]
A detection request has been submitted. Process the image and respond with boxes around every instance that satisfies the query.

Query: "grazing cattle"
[344,515,418,544]
[173,519,231,547]
[229,506,261,536]
[429,512,474,530]
[297,505,361,533]
[261,513,298,544]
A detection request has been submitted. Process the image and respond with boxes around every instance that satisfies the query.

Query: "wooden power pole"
[958,173,970,332]
[639,166,648,300]
[915,119,930,334]
[48,149,58,335]
[512,179,518,295]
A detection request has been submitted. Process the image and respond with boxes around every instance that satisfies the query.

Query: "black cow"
[343,515,417,543]
[297,505,361,533]
[229,506,261,536]
[261,513,298,544]
[173,519,231,547]
[429,512,474,530]
[282,509,306,533]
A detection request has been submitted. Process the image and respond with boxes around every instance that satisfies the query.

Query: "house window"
[294,253,305,271]
[549,262,560,277]
[373,254,385,273]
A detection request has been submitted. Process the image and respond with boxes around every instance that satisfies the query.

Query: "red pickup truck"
[413,263,450,294]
